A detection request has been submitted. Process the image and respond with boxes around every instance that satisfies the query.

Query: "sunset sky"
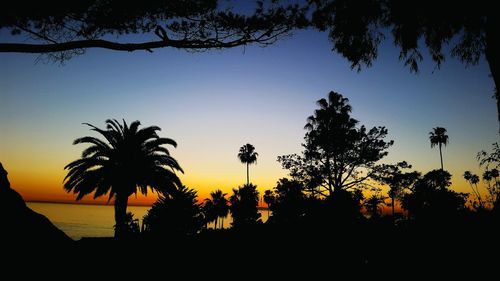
[0,29,497,205]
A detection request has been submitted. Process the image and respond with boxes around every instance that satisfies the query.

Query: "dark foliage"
[402,170,468,221]
[203,189,229,229]
[308,0,500,132]
[372,161,420,218]
[143,185,204,237]
[229,183,261,229]
[64,119,183,238]
[267,178,307,225]
[279,91,393,197]
[0,0,307,61]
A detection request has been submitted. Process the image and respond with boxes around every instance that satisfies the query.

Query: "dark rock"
[0,162,72,244]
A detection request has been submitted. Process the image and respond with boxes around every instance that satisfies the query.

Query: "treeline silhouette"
[3,91,499,272]
[63,91,498,269]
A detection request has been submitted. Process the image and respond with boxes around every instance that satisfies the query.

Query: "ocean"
[27,202,269,240]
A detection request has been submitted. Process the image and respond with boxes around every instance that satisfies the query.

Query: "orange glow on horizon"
[4,156,487,208]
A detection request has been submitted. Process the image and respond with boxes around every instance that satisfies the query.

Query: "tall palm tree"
[64,119,183,238]
[429,127,449,170]
[238,143,258,185]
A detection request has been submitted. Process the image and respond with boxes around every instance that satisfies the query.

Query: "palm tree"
[229,184,261,228]
[142,185,204,237]
[64,119,183,238]
[263,189,275,218]
[238,143,258,185]
[202,199,217,229]
[483,168,500,207]
[429,127,449,170]
[364,194,387,219]
[464,171,482,207]
[209,190,229,229]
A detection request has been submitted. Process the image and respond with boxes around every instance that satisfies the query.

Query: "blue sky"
[0,28,497,202]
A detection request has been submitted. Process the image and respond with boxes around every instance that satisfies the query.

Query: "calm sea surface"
[27,202,269,240]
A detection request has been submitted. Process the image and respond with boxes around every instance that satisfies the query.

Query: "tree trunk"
[246,163,249,185]
[221,217,224,229]
[326,155,333,195]
[391,195,395,222]
[485,16,500,134]
[439,143,444,171]
[114,193,129,239]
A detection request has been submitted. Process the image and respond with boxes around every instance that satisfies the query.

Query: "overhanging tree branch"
[0,1,307,59]
[0,32,287,54]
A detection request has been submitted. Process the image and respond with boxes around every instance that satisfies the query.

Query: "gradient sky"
[0,29,497,205]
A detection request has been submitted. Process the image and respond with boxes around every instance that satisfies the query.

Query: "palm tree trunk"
[439,143,444,170]
[475,184,483,207]
[246,163,249,185]
[221,217,224,229]
[114,193,129,239]
[485,16,500,134]
[391,195,395,222]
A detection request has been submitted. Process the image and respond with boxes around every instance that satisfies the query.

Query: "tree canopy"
[0,0,306,61]
[307,0,499,131]
[278,91,393,197]
[401,169,468,220]
[229,183,261,228]
[143,185,204,237]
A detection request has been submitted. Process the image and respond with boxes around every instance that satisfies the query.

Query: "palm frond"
[129,120,141,135]
[144,137,177,150]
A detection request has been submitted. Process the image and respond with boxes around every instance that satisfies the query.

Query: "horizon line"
[26,199,153,207]
[26,199,271,210]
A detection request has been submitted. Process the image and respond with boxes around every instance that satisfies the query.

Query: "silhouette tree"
[238,143,259,185]
[429,127,449,171]
[229,183,261,229]
[276,153,323,197]
[143,185,204,237]
[308,1,500,132]
[202,199,217,230]
[278,91,393,197]
[401,170,468,221]
[263,189,276,218]
[477,142,500,170]
[364,193,386,219]
[206,189,229,229]
[115,212,140,238]
[464,171,482,207]
[64,119,183,238]
[482,169,500,208]
[0,1,306,61]
[477,143,500,208]
[373,161,420,219]
[268,178,307,225]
